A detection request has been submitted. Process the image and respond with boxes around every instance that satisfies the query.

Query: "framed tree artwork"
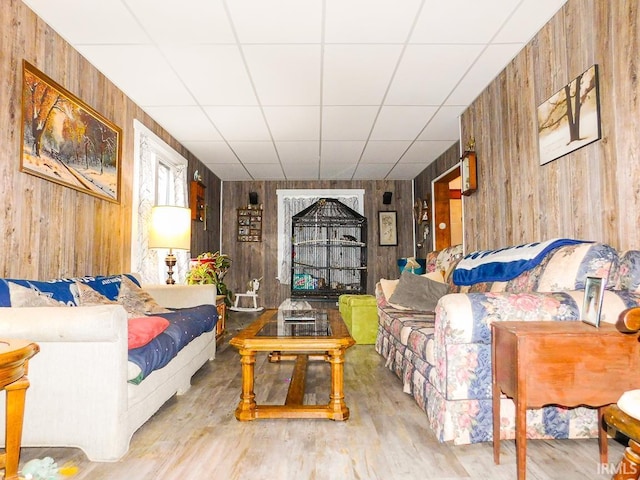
[20,60,122,203]
[537,64,601,165]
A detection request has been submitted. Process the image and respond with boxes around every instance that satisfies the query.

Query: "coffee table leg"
[235,349,257,421]
[4,377,30,480]
[327,348,349,421]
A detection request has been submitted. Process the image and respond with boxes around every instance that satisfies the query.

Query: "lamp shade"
[148,206,191,250]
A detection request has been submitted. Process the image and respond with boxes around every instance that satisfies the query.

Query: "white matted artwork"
[537,64,601,165]
[581,276,605,327]
[378,211,398,246]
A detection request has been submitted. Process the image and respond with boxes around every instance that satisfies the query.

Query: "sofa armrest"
[0,304,127,342]
[436,291,581,345]
[142,283,217,309]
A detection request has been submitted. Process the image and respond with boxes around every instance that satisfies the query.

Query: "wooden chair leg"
[614,439,640,480]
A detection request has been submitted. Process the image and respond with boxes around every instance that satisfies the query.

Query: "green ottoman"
[338,294,378,344]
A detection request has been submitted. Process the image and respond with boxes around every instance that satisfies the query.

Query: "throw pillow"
[74,281,141,319]
[379,278,410,311]
[117,276,171,316]
[388,270,450,311]
[127,316,170,349]
[8,282,67,307]
[74,281,118,306]
[423,271,446,283]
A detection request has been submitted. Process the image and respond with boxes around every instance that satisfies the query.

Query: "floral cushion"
[616,250,640,293]
[535,242,619,292]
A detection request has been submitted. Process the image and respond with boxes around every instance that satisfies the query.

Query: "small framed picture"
[582,276,605,327]
[378,211,398,246]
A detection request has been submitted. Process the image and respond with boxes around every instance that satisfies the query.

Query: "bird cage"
[291,198,367,300]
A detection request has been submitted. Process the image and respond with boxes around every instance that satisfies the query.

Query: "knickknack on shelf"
[237,204,262,242]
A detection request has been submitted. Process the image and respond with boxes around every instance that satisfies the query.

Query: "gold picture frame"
[20,60,122,203]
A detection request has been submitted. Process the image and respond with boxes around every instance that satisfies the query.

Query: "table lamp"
[148,205,191,284]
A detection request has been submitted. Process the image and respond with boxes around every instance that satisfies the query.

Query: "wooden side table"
[0,339,39,480]
[215,294,226,345]
[492,321,640,480]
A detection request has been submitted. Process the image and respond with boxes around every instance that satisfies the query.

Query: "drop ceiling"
[22,0,567,181]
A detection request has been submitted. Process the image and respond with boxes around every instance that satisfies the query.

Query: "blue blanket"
[452,238,587,286]
[127,304,218,384]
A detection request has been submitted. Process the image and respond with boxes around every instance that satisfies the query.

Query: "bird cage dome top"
[292,198,366,226]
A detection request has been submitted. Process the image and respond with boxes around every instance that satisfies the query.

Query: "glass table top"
[256,308,331,337]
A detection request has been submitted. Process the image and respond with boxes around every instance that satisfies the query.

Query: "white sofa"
[0,283,217,461]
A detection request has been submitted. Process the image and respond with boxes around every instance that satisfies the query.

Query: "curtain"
[133,125,189,284]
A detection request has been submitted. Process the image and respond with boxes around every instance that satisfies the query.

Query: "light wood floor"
[16,309,625,480]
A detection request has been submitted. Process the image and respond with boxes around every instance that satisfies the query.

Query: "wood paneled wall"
[416,0,640,254]
[220,181,414,308]
[413,142,461,252]
[0,0,220,280]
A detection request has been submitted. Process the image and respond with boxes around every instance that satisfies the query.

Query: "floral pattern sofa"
[375,241,640,445]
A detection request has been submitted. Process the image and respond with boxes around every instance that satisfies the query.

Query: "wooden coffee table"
[229,308,355,421]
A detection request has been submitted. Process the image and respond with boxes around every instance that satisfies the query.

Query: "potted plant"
[186,251,232,305]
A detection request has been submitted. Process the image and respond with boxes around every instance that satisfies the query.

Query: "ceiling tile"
[360,141,412,163]
[386,163,428,180]
[320,141,367,164]
[370,106,438,141]
[386,45,484,105]
[263,107,320,142]
[410,0,521,44]
[162,45,257,106]
[77,45,194,106]
[181,141,239,164]
[243,45,321,105]
[124,0,236,44]
[400,141,457,163]
[142,106,223,142]
[494,0,568,43]
[23,0,146,44]
[244,164,286,180]
[323,45,403,105]
[203,106,271,141]
[418,106,465,141]
[226,0,322,43]
[321,107,379,141]
[282,162,321,180]
[228,142,280,164]
[204,163,252,181]
[324,0,421,43]
[320,164,357,180]
[446,43,525,105]
[276,142,320,164]
[352,164,394,180]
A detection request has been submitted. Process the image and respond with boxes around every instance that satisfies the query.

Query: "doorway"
[431,165,463,251]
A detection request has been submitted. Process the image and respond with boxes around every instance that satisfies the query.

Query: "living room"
[1,0,639,478]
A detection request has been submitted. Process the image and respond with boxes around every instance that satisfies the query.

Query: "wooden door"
[433,167,462,251]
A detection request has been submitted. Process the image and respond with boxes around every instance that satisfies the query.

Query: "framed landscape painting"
[537,64,601,165]
[20,60,121,203]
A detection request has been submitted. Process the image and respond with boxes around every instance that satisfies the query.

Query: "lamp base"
[165,253,177,285]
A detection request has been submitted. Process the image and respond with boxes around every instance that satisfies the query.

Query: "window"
[131,120,189,284]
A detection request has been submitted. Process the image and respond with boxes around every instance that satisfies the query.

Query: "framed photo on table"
[378,211,398,246]
[581,276,605,327]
